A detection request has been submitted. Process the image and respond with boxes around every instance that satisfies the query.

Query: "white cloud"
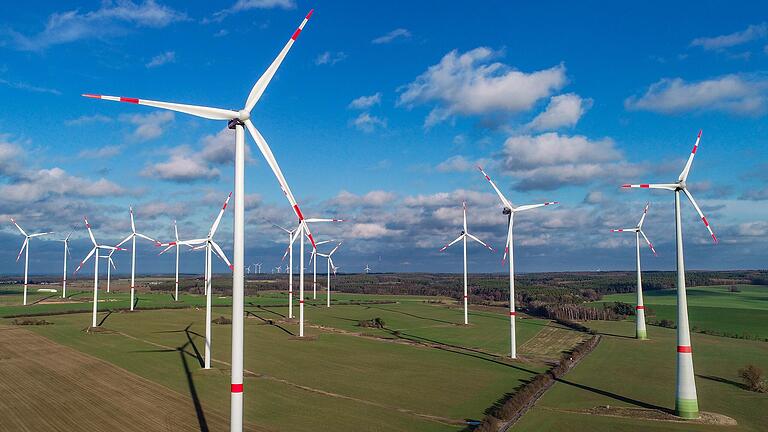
[690,23,767,51]
[527,93,592,131]
[0,167,126,202]
[350,112,386,133]
[146,51,175,68]
[211,0,296,22]
[347,223,399,239]
[0,77,61,95]
[625,74,768,115]
[5,0,188,51]
[497,133,638,191]
[348,93,382,110]
[65,114,113,126]
[332,190,397,207]
[78,145,122,159]
[199,128,253,164]
[315,51,347,66]
[583,191,605,204]
[372,28,411,44]
[141,152,220,182]
[397,47,567,127]
[735,221,768,236]
[122,111,174,141]
[435,155,492,173]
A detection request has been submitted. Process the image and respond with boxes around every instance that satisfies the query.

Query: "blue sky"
[0,0,766,276]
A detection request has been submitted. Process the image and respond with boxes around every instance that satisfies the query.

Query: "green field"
[598,285,768,339]
[516,320,768,431]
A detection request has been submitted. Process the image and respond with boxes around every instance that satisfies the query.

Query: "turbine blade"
[74,247,96,274]
[610,228,637,233]
[637,202,650,228]
[639,230,658,256]
[244,10,313,112]
[502,221,514,265]
[621,183,677,191]
[82,94,238,120]
[245,120,316,249]
[513,201,559,212]
[211,241,233,270]
[135,233,158,244]
[9,218,27,236]
[84,217,97,246]
[679,130,702,182]
[209,192,233,238]
[330,241,343,255]
[28,232,54,238]
[477,166,513,209]
[271,222,291,233]
[466,232,493,251]
[159,245,175,255]
[129,207,136,233]
[439,234,464,252]
[115,233,133,249]
[304,218,344,223]
[173,220,179,242]
[15,238,28,262]
[682,188,718,243]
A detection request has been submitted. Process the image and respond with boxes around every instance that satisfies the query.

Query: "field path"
[0,325,254,432]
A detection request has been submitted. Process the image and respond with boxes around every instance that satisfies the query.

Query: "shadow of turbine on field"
[97,310,113,327]
[366,305,455,325]
[30,294,55,305]
[698,374,747,390]
[554,377,670,412]
[245,310,295,336]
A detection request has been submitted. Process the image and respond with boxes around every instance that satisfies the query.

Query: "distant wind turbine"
[478,166,558,359]
[439,202,493,325]
[317,241,342,307]
[57,229,74,298]
[611,202,657,340]
[115,206,159,311]
[622,130,717,419]
[10,218,52,305]
[158,220,183,301]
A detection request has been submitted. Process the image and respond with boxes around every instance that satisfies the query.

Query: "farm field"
[0,288,578,432]
[597,285,768,338]
[515,320,768,431]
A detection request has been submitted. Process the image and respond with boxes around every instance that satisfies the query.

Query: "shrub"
[212,316,232,325]
[12,318,52,325]
[357,317,386,328]
[728,286,741,293]
[738,365,767,392]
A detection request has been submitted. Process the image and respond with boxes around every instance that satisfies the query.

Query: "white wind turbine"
[478,167,558,359]
[57,229,74,298]
[10,218,53,305]
[439,202,493,325]
[622,130,717,419]
[84,11,315,424]
[309,238,335,300]
[100,250,118,294]
[273,223,299,318]
[174,192,232,370]
[317,241,342,307]
[610,202,657,340]
[74,217,125,328]
[158,220,183,301]
[115,207,159,311]
[364,264,371,274]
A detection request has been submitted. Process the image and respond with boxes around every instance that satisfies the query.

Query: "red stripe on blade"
[231,383,243,393]
[640,184,650,188]
[291,28,301,40]
[306,9,314,19]
[691,145,698,154]
[119,97,139,104]
[677,345,692,353]
[293,205,305,221]
[702,217,709,227]
[82,94,101,99]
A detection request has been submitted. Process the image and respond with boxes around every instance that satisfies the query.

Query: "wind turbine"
[364,264,371,274]
[114,207,159,311]
[439,202,493,325]
[478,167,558,359]
[317,241,342,307]
[74,217,125,328]
[158,220,183,301]
[611,202,657,340]
[10,218,52,305]
[176,193,232,370]
[83,11,315,427]
[57,229,74,298]
[273,223,299,318]
[309,238,335,300]
[622,130,717,419]
[100,250,118,293]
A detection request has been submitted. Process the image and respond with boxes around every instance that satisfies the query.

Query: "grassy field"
[597,285,768,339]
[515,320,768,431]
[0,284,573,432]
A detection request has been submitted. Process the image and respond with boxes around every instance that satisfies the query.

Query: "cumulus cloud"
[0,167,126,202]
[624,74,768,115]
[497,133,638,191]
[146,51,175,68]
[348,93,382,110]
[398,47,567,127]
[690,23,767,51]
[122,111,174,141]
[3,0,188,51]
[65,114,113,126]
[211,0,295,22]
[0,77,62,95]
[331,190,397,208]
[735,221,768,236]
[350,112,386,133]
[740,187,768,201]
[435,155,492,173]
[527,93,592,131]
[141,152,220,182]
[199,128,253,164]
[372,28,411,44]
[78,145,123,159]
[315,51,347,66]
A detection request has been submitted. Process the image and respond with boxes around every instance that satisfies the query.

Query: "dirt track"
[0,326,242,432]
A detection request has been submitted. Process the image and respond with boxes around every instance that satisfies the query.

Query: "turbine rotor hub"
[238,110,251,121]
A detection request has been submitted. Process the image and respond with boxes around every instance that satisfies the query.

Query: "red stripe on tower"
[677,345,692,353]
[299,300,305,304]
[636,305,645,310]
[509,312,517,316]
[463,295,468,299]
[231,383,243,393]
[120,97,139,104]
